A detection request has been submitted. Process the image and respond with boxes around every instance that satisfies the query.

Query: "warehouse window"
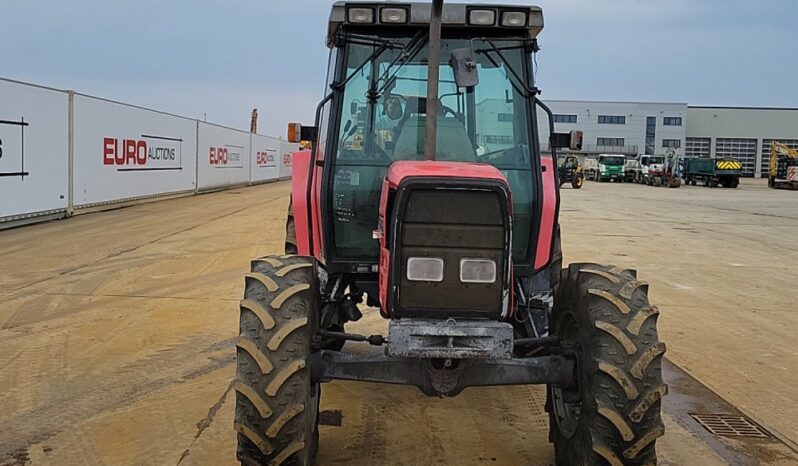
[497,113,514,122]
[645,116,656,155]
[598,115,626,124]
[484,135,513,145]
[662,139,682,149]
[554,114,578,124]
[597,137,625,146]
[663,117,683,126]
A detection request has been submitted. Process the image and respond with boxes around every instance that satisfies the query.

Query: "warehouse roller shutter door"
[686,137,711,158]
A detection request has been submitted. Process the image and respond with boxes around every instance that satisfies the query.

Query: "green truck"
[683,157,742,188]
[584,154,626,182]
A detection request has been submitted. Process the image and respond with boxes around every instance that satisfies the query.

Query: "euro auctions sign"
[103,135,183,171]
[256,149,277,168]
[209,145,245,168]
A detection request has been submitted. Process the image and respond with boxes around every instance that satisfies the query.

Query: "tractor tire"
[572,176,584,189]
[731,179,740,189]
[548,263,666,466]
[235,256,321,466]
[285,196,298,255]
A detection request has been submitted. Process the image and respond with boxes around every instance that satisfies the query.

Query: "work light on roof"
[380,7,408,24]
[468,9,496,26]
[348,7,375,24]
[501,11,527,27]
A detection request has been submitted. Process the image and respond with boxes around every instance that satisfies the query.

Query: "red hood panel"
[386,161,508,187]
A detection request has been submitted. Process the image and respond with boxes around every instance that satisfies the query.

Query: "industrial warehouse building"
[481,100,798,178]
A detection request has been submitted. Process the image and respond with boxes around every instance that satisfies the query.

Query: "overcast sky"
[3,0,796,136]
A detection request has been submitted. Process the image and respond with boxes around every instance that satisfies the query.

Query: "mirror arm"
[535,98,558,158]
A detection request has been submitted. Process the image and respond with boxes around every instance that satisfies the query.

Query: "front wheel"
[572,176,584,189]
[235,256,320,466]
[548,263,667,466]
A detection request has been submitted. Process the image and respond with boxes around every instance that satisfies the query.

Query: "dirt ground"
[1,179,796,465]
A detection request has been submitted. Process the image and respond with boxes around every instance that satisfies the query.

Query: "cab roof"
[328,2,544,45]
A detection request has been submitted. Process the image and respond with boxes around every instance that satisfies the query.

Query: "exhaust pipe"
[423,0,444,161]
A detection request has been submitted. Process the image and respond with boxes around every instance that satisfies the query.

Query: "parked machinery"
[557,155,584,189]
[769,142,798,190]
[584,154,626,182]
[234,3,667,465]
[683,157,741,188]
[636,154,665,184]
[646,150,681,188]
[624,158,641,183]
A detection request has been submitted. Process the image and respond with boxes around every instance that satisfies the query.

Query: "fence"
[0,77,296,227]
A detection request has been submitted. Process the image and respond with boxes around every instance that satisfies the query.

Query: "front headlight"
[407,257,444,282]
[460,259,497,284]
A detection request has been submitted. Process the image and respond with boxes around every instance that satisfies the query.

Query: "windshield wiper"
[369,29,429,102]
[328,32,412,93]
[472,38,537,98]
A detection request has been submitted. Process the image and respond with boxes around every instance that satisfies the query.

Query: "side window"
[316,48,339,161]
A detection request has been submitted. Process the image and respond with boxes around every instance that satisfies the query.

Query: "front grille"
[397,188,508,315]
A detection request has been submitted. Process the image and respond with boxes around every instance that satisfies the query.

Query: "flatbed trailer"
[684,157,742,188]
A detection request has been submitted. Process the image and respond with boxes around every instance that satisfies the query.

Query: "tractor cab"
[292,2,571,276]
[233,3,665,465]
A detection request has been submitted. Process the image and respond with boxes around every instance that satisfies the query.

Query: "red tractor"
[234,2,666,465]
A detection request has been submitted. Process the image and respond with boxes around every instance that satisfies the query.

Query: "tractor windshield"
[329,32,537,262]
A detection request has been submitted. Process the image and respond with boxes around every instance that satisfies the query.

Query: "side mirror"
[551,130,583,151]
[287,123,318,143]
[569,130,584,151]
[450,48,479,88]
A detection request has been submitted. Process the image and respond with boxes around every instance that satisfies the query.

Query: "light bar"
[501,11,528,27]
[328,4,545,45]
[348,7,375,24]
[380,7,408,24]
[468,9,496,26]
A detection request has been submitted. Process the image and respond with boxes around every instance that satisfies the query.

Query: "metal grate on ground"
[690,413,771,438]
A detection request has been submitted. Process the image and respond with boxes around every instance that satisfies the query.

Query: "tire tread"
[235,255,318,466]
[550,263,666,466]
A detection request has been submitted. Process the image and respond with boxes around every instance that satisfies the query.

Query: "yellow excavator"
[769,142,798,190]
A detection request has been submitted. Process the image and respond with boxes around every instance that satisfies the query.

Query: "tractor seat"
[392,116,477,162]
